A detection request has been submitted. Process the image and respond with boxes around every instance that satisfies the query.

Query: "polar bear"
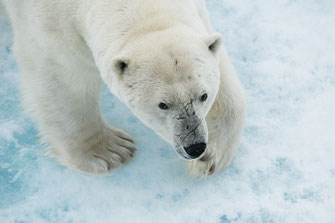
[3,0,246,176]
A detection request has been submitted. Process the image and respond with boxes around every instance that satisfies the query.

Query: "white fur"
[3,0,246,176]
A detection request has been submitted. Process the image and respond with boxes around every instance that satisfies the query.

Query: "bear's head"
[104,30,222,160]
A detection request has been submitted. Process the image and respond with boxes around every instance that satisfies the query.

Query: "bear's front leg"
[187,48,246,176]
[40,89,136,175]
[41,93,136,175]
[20,61,136,176]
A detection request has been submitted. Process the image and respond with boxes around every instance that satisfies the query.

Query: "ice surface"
[1,0,335,222]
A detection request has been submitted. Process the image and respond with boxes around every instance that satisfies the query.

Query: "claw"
[208,163,215,175]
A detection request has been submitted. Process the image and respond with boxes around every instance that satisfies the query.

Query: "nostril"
[184,143,206,158]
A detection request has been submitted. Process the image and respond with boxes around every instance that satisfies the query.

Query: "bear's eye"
[158,102,169,110]
[200,93,208,102]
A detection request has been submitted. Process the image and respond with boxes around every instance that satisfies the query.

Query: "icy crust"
[0,0,335,222]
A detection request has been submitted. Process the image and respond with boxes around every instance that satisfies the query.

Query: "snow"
[0,0,335,222]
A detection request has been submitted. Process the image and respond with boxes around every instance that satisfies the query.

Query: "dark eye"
[200,93,208,102]
[158,102,169,110]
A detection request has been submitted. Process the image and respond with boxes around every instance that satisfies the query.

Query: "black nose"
[184,143,206,158]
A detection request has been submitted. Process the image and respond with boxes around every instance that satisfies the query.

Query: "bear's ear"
[205,33,223,54]
[111,56,130,75]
